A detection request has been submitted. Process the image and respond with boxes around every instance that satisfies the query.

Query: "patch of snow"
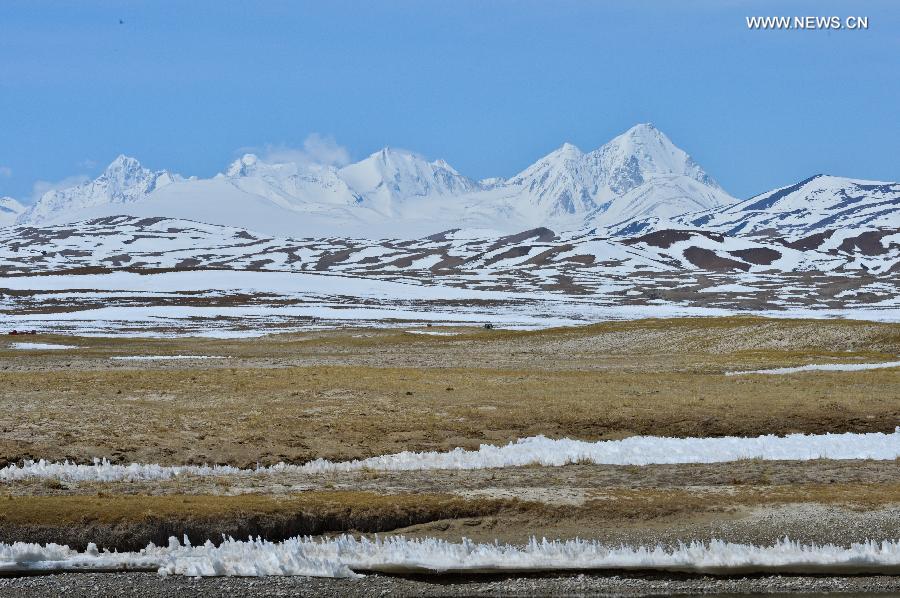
[9,342,77,350]
[110,355,229,361]
[726,361,900,376]
[292,429,900,472]
[404,330,460,336]
[3,430,898,482]
[4,536,900,577]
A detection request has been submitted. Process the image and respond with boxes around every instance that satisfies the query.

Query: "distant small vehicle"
[483,323,494,330]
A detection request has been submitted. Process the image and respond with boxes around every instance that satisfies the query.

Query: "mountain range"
[13,124,737,237]
[2,123,897,334]
[8,124,898,244]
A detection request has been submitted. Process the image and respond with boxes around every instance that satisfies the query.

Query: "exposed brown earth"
[0,473,897,551]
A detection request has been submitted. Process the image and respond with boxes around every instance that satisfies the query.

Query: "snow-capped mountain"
[13,125,735,237]
[693,175,900,237]
[0,196,24,226]
[19,156,181,226]
[11,124,897,243]
[506,142,597,217]
[504,123,729,222]
[587,123,718,193]
[4,126,897,334]
[339,148,480,212]
[609,175,900,241]
[223,153,364,210]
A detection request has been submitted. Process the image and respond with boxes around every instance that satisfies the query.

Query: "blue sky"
[1,0,898,202]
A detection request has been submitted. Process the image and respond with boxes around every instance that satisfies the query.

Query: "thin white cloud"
[31,174,90,202]
[247,134,352,170]
[0,166,12,178]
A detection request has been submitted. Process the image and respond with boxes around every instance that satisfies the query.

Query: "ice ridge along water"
[2,536,900,577]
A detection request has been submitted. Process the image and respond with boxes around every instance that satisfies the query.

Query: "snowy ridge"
[19,156,180,226]
[3,430,899,482]
[615,175,900,240]
[3,536,900,577]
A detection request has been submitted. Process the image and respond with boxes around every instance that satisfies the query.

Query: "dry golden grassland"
[1,317,898,466]
[7,483,896,526]
[0,316,898,549]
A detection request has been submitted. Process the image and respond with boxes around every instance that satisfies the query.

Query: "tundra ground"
[0,317,898,558]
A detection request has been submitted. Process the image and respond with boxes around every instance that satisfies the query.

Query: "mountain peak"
[553,142,584,159]
[430,158,457,173]
[339,148,476,207]
[104,154,144,174]
[371,146,415,160]
[607,123,674,152]
[507,124,728,220]
[226,153,261,177]
[590,124,720,193]
[17,154,179,226]
[624,122,657,135]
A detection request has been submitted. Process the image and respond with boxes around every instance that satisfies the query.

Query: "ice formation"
[2,430,899,482]
[2,536,900,577]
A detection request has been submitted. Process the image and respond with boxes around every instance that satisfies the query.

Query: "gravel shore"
[2,571,900,597]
